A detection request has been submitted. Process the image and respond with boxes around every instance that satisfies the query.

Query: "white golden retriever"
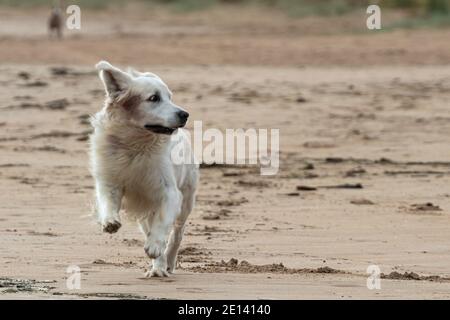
[89,61,199,277]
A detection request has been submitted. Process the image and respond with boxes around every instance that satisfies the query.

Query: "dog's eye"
[147,94,160,102]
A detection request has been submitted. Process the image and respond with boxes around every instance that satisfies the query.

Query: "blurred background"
[0,0,449,66]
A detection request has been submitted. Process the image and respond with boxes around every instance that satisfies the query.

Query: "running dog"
[90,61,198,277]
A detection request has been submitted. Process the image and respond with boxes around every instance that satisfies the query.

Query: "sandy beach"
[1,5,450,299]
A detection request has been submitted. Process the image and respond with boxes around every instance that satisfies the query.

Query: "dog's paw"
[166,256,183,274]
[102,219,121,234]
[145,267,169,278]
[167,265,175,274]
[144,241,164,259]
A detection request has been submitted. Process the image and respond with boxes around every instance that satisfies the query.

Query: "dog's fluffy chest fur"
[90,113,180,218]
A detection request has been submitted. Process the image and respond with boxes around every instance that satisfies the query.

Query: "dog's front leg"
[95,182,123,234]
[144,187,182,277]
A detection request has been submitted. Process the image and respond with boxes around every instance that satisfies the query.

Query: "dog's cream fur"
[90,61,198,277]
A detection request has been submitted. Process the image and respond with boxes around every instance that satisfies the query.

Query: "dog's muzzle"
[144,111,189,135]
[144,125,177,135]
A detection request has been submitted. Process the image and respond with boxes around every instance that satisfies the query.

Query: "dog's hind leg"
[96,182,123,234]
[165,220,187,274]
[165,186,196,274]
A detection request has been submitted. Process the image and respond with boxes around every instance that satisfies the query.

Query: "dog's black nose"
[177,111,189,122]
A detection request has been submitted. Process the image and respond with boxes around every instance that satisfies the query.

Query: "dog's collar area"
[144,125,177,135]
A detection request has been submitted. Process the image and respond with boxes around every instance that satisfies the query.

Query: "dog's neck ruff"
[93,108,171,155]
[107,122,170,154]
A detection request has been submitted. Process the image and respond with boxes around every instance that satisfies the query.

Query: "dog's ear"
[96,61,133,98]
[127,67,162,81]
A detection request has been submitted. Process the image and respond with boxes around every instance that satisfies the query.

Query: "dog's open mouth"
[144,125,177,135]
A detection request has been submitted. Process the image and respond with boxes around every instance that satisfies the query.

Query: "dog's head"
[96,60,189,135]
